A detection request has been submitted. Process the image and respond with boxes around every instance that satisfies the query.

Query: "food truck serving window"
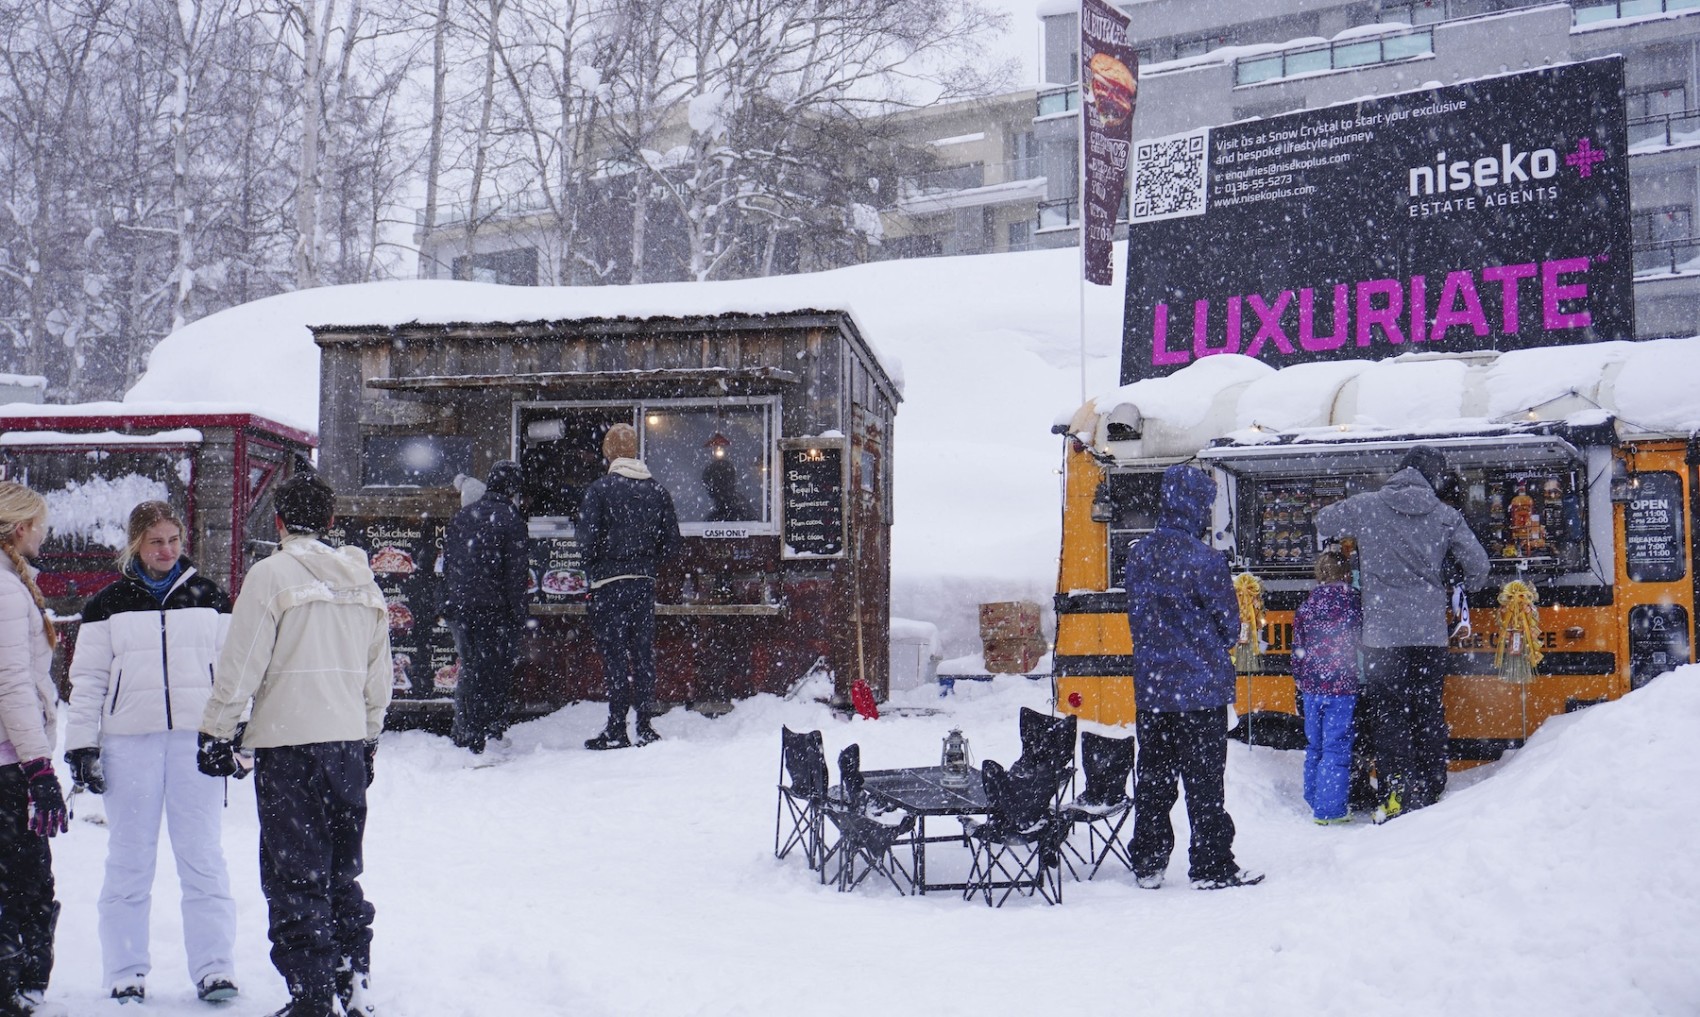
[1234,463,1590,576]
[517,398,776,533]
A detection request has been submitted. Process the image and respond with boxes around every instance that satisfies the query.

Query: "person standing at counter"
[442,460,529,755]
[1123,464,1261,891]
[198,469,391,1017]
[578,423,682,750]
[63,500,239,1004]
[1316,445,1491,822]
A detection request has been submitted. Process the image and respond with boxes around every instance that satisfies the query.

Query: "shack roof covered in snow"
[1065,338,1700,463]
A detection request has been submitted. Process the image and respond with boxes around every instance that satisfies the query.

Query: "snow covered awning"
[1198,432,1584,477]
[1,428,204,446]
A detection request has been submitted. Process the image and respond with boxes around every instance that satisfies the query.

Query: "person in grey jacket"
[1316,445,1491,820]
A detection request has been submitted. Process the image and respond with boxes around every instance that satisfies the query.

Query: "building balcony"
[895,157,1048,214]
[1629,108,1700,152]
[1574,0,1700,25]
[1234,26,1435,86]
[1634,235,1700,276]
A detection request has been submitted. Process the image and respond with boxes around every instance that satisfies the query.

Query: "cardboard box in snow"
[979,601,1041,643]
[983,637,1047,675]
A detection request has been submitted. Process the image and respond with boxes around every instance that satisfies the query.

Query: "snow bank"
[44,663,1700,1016]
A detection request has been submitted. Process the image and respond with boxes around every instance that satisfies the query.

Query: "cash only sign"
[1120,57,1633,382]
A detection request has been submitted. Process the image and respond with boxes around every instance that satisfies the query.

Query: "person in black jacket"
[441,460,530,754]
[578,424,681,750]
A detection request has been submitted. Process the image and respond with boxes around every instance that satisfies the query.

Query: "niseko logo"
[1407,145,1559,196]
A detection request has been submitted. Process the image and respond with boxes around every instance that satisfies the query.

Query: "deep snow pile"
[45,666,1700,1016]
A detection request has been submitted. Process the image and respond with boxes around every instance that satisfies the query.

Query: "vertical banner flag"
[1081,0,1137,285]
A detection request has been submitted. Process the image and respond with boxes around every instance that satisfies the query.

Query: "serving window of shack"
[516,397,777,534]
[1223,444,1592,577]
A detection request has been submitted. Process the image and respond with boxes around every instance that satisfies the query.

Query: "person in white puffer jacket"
[63,501,239,1006]
[0,482,68,1017]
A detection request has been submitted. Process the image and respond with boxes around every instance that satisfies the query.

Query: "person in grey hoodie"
[1316,445,1490,819]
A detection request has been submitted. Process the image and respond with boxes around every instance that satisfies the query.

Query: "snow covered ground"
[45,665,1700,1016]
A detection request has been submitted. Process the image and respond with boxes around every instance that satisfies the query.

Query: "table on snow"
[862,766,988,895]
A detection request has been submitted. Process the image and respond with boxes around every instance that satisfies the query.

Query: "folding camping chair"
[1060,730,1136,881]
[822,744,915,894]
[775,727,834,872]
[1017,706,1078,803]
[959,757,1067,906]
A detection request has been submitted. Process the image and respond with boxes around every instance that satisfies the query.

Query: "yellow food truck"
[1052,348,1696,762]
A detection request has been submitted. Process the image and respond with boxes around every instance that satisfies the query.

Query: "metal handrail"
[1632,234,1700,275]
[1627,108,1700,148]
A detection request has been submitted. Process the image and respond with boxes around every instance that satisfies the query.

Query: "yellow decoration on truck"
[1233,572,1265,671]
[1495,579,1543,683]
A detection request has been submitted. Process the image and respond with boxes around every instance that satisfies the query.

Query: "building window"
[1174,36,1223,59]
[362,435,475,488]
[1008,220,1032,252]
[451,247,539,287]
[1380,0,1447,25]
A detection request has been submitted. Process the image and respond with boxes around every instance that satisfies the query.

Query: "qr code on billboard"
[1131,128,1209,223]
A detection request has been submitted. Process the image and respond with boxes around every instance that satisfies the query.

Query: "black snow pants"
[1130,707,1239,884]
[589,577,658,717]
[0,765,57,996]
[450,613,521,749]
[254,742,375,1001]
[1362,645,1450,809]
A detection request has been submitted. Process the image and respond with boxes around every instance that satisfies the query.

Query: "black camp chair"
[959,757,1067,906]
[822,744,915,894]
[775,727,834,872]
[1060,730,1137,881]
[1017,706,1078,803]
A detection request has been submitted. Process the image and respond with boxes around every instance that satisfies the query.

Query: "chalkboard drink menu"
[331,518,458,700]
[781,443,846,559]
[1625,472,1686,583]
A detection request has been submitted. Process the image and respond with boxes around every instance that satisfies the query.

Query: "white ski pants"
[98,730,237,990]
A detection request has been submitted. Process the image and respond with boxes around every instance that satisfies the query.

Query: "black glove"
[20,758,68,837]
[362,739,378,789]
[64,746,106,794]
[196,732,239,778]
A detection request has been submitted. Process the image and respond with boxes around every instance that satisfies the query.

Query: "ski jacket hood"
[485,460,524,500]
[1379,468,1446,516]
[609,457,652,480]
[1156,464,1215,538]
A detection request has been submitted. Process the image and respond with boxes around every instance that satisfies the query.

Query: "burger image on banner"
[1087,52,1136,129]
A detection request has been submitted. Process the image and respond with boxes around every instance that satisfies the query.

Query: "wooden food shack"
[310,310,900,716]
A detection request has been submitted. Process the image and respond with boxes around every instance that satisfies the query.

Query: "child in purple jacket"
[1292,551,1363,824]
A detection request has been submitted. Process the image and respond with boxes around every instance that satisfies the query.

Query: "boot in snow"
[585,702,631,751]
[634,714,662,747]
[336,959,376,1017]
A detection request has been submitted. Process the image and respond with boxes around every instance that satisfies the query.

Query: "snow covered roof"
[0,428,203,446]
[1073,338,1700,461]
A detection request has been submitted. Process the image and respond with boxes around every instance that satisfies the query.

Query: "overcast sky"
[993,0,1049,84]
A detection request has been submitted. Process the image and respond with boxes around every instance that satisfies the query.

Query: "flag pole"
[1079,82,1090,407]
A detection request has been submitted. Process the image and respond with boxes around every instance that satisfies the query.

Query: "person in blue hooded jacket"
[1123,464,1261,891]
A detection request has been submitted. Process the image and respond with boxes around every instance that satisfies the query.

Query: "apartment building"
[1033,0,1700,337]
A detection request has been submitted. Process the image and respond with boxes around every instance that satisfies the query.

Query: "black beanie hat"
[485,460,523,500]
[1399,445,1447,490]
[274,462,336,533]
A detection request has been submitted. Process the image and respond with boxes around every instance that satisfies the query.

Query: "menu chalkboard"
[331,518,458,700]
[528,535,588,602]
[781,443,846,559]
[1625,471,1685,584]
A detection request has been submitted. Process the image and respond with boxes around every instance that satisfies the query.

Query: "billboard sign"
[1121,57,1632,382]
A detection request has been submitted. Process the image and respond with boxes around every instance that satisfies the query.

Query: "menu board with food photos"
[329,518,458,701]
[1249,476,1350,571]
[528,536,589,603]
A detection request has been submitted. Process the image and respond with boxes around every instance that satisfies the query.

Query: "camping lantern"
[1090,481,1116,523]
[940,728,973,787]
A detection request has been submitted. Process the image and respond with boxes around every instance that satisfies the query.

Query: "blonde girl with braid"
[0,481,69,1017]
